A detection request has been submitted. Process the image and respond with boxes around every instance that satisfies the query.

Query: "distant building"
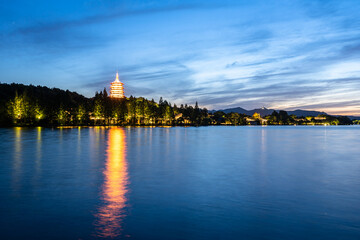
[246,117,258,125]
[110,72,125,98]
[260,118,268,125]
[174,113,183,120]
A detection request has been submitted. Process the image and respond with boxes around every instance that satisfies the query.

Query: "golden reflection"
[95,127,129,238]
[77,127,81,157]
[13,127,22,188]
[35,127,42,176]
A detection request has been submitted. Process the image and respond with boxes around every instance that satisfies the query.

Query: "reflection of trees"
[95,128,129,238]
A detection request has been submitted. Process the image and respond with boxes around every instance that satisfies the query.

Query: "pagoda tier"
[110,72,125,98]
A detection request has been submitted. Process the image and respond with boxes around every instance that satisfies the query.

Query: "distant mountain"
[211,107,328,117]
[287,109,328,117]
[215,107,249,114]
[248,107,277,116]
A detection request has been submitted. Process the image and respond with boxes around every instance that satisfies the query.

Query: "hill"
[0,83,89,107]
[0,83,91,126]
[213,107,328,117]
[0,82,207,127]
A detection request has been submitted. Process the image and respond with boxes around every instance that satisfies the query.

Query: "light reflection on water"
[95,127,129,238]
[1,126,360,239]
[12,127,22,189]
[35,127,42,175]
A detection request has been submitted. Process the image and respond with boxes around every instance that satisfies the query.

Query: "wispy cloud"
[14,4,201,35]
[1,0,360,115]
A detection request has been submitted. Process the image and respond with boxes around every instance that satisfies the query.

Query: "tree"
[76,105,86,124]
[57,106,67,125]
[33,104,44,121]
[213,111,225,124]
[164,105,174,124]
[144,100,152,124]
[192,101,201,125]
[338,116,352,125]
[136,98,145,124]
[173,104,179,115]
[93,99,104,124]
[7,92,30,124]
[127,97,137,125]
[278,110,289,124]
[266,111,279,125]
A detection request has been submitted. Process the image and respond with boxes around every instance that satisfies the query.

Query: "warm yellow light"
[110,72,125,98]
[95,128,128,238]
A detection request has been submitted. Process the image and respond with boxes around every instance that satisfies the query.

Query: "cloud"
[13,3,224,35]
[226,61,240,68]
[80,59,197,99]
[341,42,360,56]
[293,99,360,110]
[2,3,225,59]
[1,0,360,115]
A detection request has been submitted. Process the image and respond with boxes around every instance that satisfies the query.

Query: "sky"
[1,0,360,115]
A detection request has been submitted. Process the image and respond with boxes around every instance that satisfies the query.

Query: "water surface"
[1,126,360,239]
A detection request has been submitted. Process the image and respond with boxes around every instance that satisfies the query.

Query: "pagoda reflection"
[95,127,129,238]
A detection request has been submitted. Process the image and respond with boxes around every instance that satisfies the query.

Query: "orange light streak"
[95,128,129,238]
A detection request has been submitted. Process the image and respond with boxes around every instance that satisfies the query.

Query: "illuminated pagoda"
[110,72,125,98]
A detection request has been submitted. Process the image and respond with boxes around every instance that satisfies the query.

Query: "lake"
[1,126,360,239]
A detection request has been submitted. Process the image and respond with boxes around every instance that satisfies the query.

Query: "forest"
[0,83,355,127]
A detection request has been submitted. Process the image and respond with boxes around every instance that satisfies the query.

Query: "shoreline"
[2,124,359,129]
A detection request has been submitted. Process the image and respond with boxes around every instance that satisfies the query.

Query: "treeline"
[210,110,353,125]
[90,89,209,126]
[0,83,208,126]
[260,111,352,125]
[0,83,90,126]
[0,83,355,127]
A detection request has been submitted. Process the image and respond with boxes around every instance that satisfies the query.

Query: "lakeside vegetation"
[0,83,356,127]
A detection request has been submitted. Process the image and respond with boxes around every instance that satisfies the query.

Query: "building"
[110,72,125,98]
[245,117,258,125]
[260,118,268,125]
[314,116,327,120]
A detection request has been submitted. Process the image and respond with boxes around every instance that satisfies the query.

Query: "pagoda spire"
[110,72,125,98]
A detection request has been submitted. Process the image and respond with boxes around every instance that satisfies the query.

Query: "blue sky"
[1,0,360,115]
